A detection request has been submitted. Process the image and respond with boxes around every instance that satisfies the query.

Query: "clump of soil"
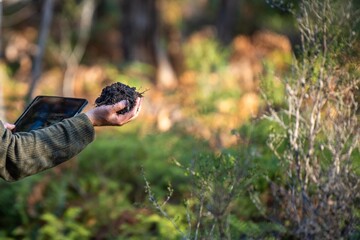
[95,82,143,114]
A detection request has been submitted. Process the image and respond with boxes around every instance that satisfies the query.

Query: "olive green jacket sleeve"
[0,113,95,182]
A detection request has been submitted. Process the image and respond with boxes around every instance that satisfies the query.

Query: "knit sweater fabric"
[0,113,95,182]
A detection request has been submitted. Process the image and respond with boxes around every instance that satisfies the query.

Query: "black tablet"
[13,96,88,133]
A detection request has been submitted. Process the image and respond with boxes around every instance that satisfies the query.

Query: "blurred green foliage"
[0,116,287,239]
[184,36,229,74]
[260,61,285,106]
[38,208,90,240]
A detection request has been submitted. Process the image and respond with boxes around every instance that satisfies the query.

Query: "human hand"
[85,97,142,127]
[3,122,15,130]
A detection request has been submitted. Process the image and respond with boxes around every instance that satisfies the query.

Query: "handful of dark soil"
[95,82,143,114]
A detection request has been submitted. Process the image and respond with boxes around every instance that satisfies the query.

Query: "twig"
[142,169,188,239]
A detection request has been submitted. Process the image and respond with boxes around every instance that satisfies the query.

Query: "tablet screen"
[13,96,88,133]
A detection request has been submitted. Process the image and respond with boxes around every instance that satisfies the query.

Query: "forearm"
[0,113,95,182]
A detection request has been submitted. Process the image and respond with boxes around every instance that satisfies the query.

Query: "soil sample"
[95,82,143,114]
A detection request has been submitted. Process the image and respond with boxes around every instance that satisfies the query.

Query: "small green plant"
[38,207,90,240]
[143,145,259,239]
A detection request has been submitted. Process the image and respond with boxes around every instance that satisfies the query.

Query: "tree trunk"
[121,0,157,65]
[63,0,96,97]
[0,63,6,121]
[0,0,6,121]
[216,0,239,45]
[26,0,54,103]
[121,0,178,89]
[0,0,2,60]
[155,37,177,90]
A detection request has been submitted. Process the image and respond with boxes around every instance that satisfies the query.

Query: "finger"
[133,97,142,115]
[112,97,142,124]
[131,97,141,112]
[111,100,128,112]
[128,98,142,120]
[4,123,15,130]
